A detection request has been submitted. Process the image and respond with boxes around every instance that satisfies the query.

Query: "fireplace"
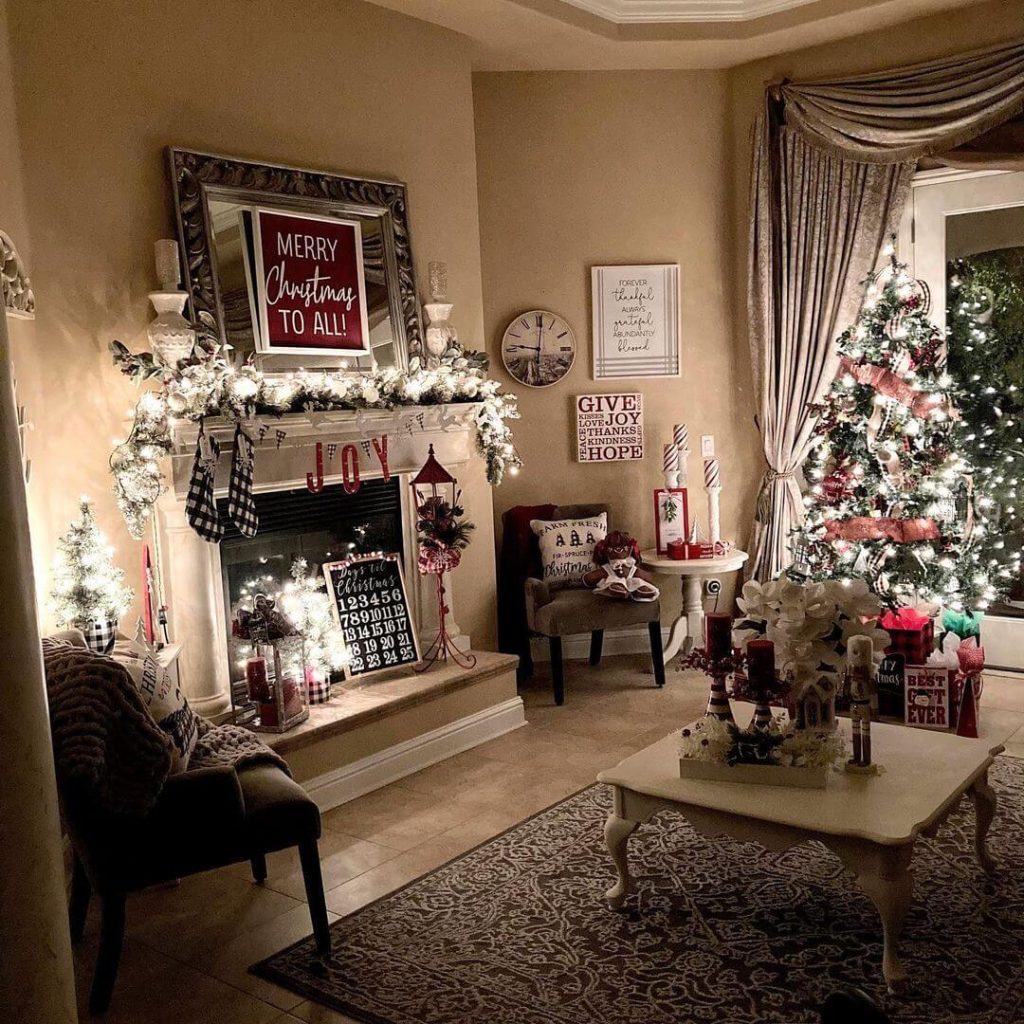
[155,406,485,717]
[216,477,404,713]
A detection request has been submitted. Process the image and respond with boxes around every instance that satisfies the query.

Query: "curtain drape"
[748,38,1024,583]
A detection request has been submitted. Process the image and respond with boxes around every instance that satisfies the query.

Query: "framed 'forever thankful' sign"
[591,264,680,379]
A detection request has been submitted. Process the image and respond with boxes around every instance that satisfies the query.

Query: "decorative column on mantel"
[157,491,231,717]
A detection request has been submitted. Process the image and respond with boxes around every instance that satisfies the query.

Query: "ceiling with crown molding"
[367,0,985,69]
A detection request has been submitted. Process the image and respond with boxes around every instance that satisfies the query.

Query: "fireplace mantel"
[155,402,490,718]
[167,403,484,499]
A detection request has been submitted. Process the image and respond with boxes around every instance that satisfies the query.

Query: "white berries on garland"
[50,498,134,629]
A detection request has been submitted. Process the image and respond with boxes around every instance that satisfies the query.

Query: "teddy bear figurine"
[583,531,659,602]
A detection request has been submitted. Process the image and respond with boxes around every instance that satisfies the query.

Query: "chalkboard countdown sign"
[322,553,420,679]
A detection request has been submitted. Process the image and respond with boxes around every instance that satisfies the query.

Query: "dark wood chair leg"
[648,621,666,688]
[589,629,604,666]
[89,892,126,1015]
[519,640,535,681]
[69,853,91,942]
[298,839,332,957]
[550,636,565,705]
[251,852,268,883]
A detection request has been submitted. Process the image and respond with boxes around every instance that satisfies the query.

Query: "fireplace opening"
[216,477,403,717]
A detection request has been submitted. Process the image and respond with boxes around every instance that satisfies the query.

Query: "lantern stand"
[411,444,477,672]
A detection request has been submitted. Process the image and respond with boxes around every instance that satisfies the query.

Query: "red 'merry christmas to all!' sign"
[253,208,371,356]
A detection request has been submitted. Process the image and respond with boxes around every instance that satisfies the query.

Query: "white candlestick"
[704,457,721,544]
[154,238,180,291]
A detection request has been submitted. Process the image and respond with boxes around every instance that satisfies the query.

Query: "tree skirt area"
[253,759,1024,1024]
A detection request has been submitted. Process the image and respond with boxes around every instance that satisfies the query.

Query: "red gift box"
[880,608,935,665]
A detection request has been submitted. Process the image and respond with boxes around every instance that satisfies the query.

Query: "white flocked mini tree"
[51,498,133,633]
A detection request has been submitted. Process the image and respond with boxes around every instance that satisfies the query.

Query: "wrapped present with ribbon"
[879,607,935,665]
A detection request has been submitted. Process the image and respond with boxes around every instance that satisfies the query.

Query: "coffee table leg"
[604,812,639,910]
[853,844,914,994]
[968,770,997,874]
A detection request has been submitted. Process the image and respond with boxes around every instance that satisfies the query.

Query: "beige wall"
[5,0,497,647]
[473,71,763,616]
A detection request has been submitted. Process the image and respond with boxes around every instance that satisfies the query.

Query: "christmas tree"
[51,498,133,629]
[795,243,1010,613]
[281,557,348,678]
[947,252,1024,603]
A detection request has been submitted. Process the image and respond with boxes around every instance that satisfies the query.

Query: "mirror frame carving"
[168,147,423,364]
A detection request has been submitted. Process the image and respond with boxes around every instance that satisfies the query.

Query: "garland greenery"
[109,335,521,539]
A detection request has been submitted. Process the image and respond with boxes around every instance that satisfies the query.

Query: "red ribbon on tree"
[823,516,939,544]
[838,356,953,420]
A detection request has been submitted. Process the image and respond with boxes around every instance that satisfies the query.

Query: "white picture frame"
[591,263,680,379]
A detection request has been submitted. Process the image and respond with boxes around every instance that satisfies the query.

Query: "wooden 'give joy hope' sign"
[576,393,644,462]
[252,208,371,356]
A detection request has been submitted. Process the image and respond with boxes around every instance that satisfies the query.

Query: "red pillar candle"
[705,613,733,662]
[746,639,775,688]
[245,655,270,702]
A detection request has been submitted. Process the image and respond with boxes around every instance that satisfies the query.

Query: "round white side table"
[640,548,749,662]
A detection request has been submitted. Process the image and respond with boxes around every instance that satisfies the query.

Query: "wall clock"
[501,309,576,388]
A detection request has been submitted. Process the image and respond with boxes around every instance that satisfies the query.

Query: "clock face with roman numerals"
[500,309,576,388]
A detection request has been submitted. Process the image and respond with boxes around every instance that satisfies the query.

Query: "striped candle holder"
[705,675,735,725]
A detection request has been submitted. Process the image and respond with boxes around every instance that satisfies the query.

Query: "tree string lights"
[947,252,1024,604]
[793,242,1016,613]
[109,342,522,539]
[51,497,134,630]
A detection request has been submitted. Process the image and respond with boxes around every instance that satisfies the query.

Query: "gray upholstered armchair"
[515,503,665,704]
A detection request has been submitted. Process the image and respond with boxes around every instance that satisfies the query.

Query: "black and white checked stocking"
[185,430,223,543]
[227,425,259,538]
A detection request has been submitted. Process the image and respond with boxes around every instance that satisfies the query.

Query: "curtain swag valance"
[748,37,1024,582]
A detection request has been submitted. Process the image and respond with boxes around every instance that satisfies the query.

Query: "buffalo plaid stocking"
[227,425,259,538]
[185,429,223,543]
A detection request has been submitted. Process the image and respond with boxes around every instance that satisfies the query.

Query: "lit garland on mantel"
[109,347,522,539]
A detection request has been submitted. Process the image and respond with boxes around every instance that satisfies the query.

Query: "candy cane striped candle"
[663,443,680,473]
[672,423,689,452]
[703,457,721,489]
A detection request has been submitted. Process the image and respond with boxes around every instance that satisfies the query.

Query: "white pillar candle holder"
[704,457,721,544]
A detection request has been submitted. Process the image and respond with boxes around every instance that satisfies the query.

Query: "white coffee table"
[639,548,748,661]
[597,705,1017,992]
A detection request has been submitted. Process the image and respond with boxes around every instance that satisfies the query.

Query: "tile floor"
[70,656,1024,1023]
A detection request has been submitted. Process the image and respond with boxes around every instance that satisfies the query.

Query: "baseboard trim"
[530,625,671,662]
[303,696,526,811]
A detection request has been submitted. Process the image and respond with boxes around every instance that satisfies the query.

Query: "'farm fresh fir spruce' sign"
[251,208,371,357]
[576,393,644,462]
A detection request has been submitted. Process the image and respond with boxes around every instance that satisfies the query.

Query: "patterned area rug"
[254,758,1024,1024]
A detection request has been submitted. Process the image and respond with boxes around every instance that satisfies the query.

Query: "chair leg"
[298,838,332,957]
[550,636,565,705]
[648,621,666,688]
[89,892,126,1015]
[69,853,91,942]
[589,629,604,667]
[519,640,535,681]
[251,852,268,884]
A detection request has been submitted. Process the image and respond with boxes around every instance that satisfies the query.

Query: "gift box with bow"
[880,607,935,665]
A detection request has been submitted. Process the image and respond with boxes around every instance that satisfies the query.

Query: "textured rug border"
[249,780,606,1018]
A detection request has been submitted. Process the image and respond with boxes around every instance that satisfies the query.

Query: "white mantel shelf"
[167,403,484,499]
[169,403,483,454]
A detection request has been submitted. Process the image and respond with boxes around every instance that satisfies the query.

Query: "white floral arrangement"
[679,714,847,771]
[110,352,521,538]
[731,576,890,682]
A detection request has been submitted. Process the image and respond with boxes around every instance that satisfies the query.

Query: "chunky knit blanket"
[44,643,289,818]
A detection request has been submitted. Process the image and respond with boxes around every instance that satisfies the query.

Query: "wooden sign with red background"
[252,208,371,356]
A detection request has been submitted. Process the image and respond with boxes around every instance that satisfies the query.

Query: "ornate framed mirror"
[169,148,422,372]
